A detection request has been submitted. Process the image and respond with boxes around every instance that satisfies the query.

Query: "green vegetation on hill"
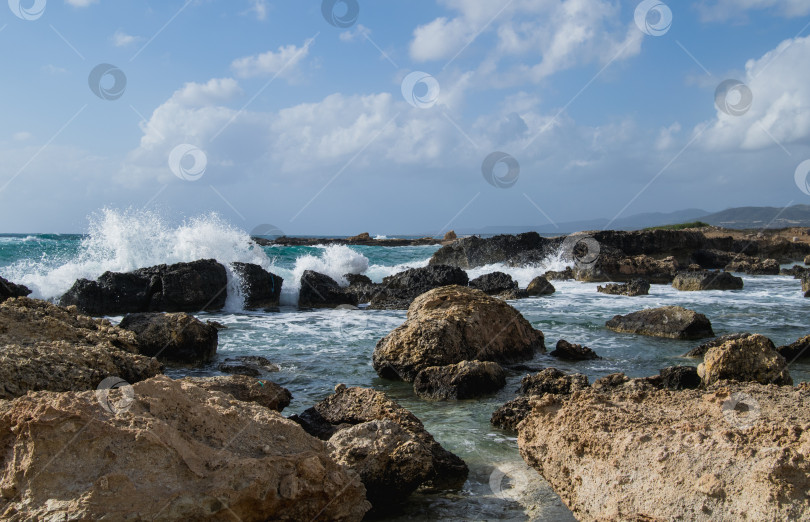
[644,221,711,231]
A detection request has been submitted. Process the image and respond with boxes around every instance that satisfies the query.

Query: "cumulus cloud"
[243,0,269,21]
[696,0,810,22]
[230,39,314,80]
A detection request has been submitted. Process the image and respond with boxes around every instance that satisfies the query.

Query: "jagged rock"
[0,376,369,520]
[684,333,754,357]
[291,386,468,490]
[373,286,544,382]
[550,340,601,361]
[218,355,280,377]
[0,297,162,400]
[606,306,714,340]
[413,360,506,400]
[0,276,31,303]
[576,251,679,284]
[468,272,518,295]
[119,312,217,364]
[592,372,630,390]
[597,279,650,296]
[698,334,791,386]
[518,382,810,521]
[344,273,373,286]
[725,258,780,275]
[428,232,552,268]
[780,265,808,277]
[368,265,469,310]
[326,419,433,512]
[443,230,457,241]
[803,274,810,297]
[181,374,292,411]
[490,396,533,431]
[231,262,283,309]
[348,232,372,242]
[526,276,555,296]
[298,270,358,309]
[659,366,701,390]
[672,270,743,291]
[543,268,574,280]
[60,259,228,315]
[777,335,810,361]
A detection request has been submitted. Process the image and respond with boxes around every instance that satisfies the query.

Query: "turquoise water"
[2,215,810,520]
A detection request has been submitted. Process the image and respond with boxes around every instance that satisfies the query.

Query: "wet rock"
[698,334,791,386]
[683,333,754,358]
[779,265,808,277]
[606,306,714,340]
[576,251,679,284]
[806,254,810,265]
[60,259,228,315]
[526,276,555,296]
[803,274,810,297]
[658,366,701,390]
[597,279,650,296]
[672,270,743,291]
[413,360,506,400]
[490,396,533,431]
[428,232,551,269]
[219,355,280,377]
[326,419,433,512]
[119,312,217,364]
[0,276,31,303]
[231,262,283,309]
[373,286,544,382]
[292,386,468,489]
[298,270,358,309]
[725,258,780,275]
[0,376,369,521]
[777,335,810,361]
[550,340,601,361]
[543,267,574,280]
[468,272,518,295]
[0,297,162,400]
[182,374,292,412]
[344,273,373,286]
[368,265,469,310]
[518,368,589,396]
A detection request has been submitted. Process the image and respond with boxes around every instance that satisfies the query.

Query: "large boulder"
[0,376,369,520]
[60,259,228,315]
[575,250,680,284]
[298,270,358,309]
[181,374,292,411]
[290,385,468,490]
[777,335,810,361]
[526,276,555,296]
[683,333,754,357]
[698,334,792,386]
[468,272,518,295]
[119,312,218,364]
[0,276,31,303]
[606,306,714,340]
[373,286,545,382]
[413,360,506,400]
[672,270,743,291]
[0,297,162,400]
[368,265,469,310]
[518,383,810,521]
[428,232,552,268]
[597,279,650,296]
[231,262,283,309]
[550,340,600,361]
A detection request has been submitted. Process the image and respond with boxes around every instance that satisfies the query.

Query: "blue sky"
[1,0,809,234]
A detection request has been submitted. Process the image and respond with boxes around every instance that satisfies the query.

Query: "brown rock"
[672,270,743,291]
[683,333,754,357]
[181,374,292,411]
[347,232,372,242]
[597,279,650,296]
[413,360,506,400]
[443,230,457,241]
[725,258,780,275]
[698,334,791,386]
[606,306,714,340]
[526,276,555,296]
[119,312,218,364]
[803,274,810,298]
[777,335,810,361]
[550,340,600,361]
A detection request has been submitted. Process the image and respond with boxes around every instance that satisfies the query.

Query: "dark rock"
[684,333,754,357]
[543,268,574,280]
[777,335,810,361]
[468,272,518,295]
[206,320,227,330]
[413,360,506,400]
[368,265,469,310]
[230,262,282,309]
[550,340,601,361]
[672,270,743,291]
[575,249,679,284]
[0,276,31,303]
[592,372,630,390]
[490,396,532,431]
[344,273,372,286]
[347,232,372,242]
[60,259,228,316]
[690,249,735,269]
[181,374,292,412]
[804,275,810,298]
[606,306,714,340]
[218,355,279,376]
[779,265,808,277]
[806,255,810,265]
[518,368,589,396]
[597,279,650,296]
[526,276,555,296]
[119,312,217,364]
[658,366,701,390]
[429,232,552,269]
[298,270,358,309]
[725,258,780,275]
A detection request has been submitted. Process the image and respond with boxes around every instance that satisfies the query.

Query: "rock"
[806,254,810,265]
[777,335,810,361]
[373,286,544,382]
[526,276,556,296]
[803,275,810,297]
[368,265,470,310]
[658,366,701,390]
[0,376,369,521]
[690,249,736,269]
[672,270,743,291]
[779,265,808,277]
[231,262,283,309]
[291,386,468,489]
[725,258,780,275]
[0,297,162,400]
[413,360,506,400]
[597,279,650,296]
[443,230,457,241]
[344,273,372,286]
[429,232,552,269]
[606,306,714,340]
[592,372,630,390]
[683,333,754,357]
[468,272,518,295]
[543,267,574,280]
[298,270,358,309]
[119,312,218,364]
[347,232,372,242]
[219,355,280,377]
[490,396,533,431]
[0,276,31,303]
[326,419,433,512]
[576,251,679,284]
[518,382,810,521]
[181,374,292,411]
[60,259,228,315]
[698,334,791,386]
[550,340,601,361]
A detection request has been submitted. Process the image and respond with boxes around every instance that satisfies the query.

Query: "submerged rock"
[231,262,283,309]
[606,306,714,340]
[373,286,544,382]
[298,270,358,309]
[672,270,743,291]
[698,334,791,386]
[550,340,600,361]
[0,376,369,521]
[597,279,650,296]
[181,374,292,412]
[0,276,31,303]
[119,312,218,364]
[526,276,555,296]
[218,355,280,377]
[468,272,518,295]
[413,360,506,400]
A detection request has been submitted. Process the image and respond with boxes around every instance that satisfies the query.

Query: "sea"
[2,208,810,521]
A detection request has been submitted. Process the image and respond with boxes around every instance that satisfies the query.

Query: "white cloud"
[696,0,810,22]
[230,38,314,80]
[656,122,682,150]
[112,30,141,48]
[65,0,98,7]
[12,132,32,142]
[242,0,269,21]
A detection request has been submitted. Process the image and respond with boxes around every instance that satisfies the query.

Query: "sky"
[0,0,809,235]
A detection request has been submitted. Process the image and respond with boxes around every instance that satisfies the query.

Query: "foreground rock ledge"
[518,383,810,522]
[0,376,369,521]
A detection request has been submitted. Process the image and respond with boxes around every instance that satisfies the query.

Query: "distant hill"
[701,205,810,229]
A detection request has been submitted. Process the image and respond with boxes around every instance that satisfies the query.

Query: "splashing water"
[275,245,370,306]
